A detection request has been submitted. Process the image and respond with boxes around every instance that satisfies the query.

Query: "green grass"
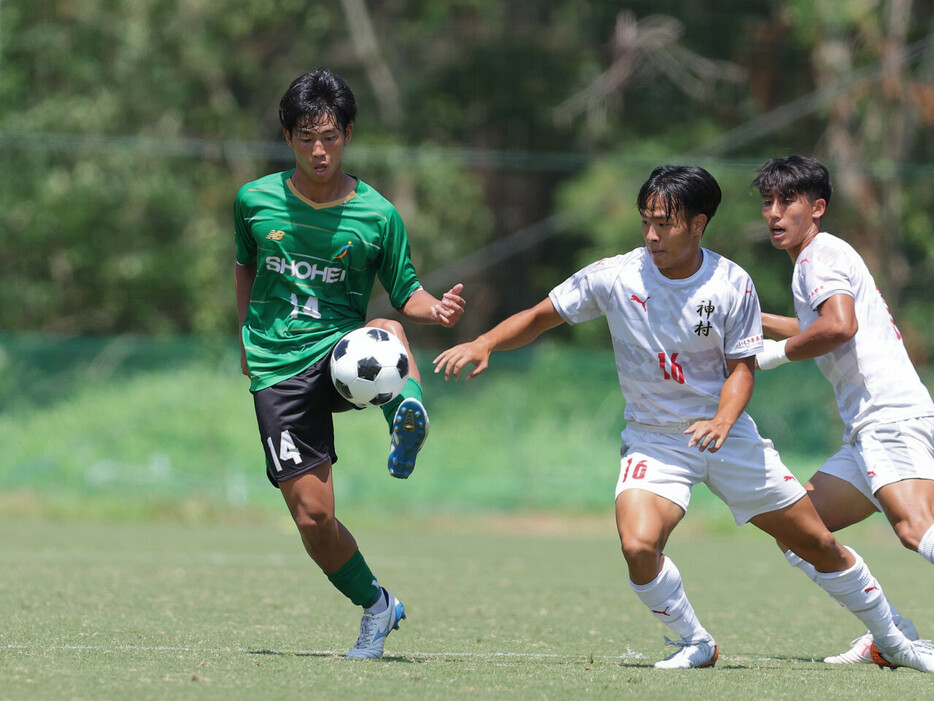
[0,337,852,519]
[2,514,933,700]
[2,336,933,697]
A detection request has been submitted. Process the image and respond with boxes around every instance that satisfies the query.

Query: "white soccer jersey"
[549,248,764,427]
[792,232,934,441]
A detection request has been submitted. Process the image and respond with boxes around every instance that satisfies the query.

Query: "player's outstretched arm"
[433,298,564,381]
[400,283,466,327]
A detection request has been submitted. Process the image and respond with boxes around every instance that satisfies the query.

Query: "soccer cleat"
[824,618,919,664]
[388,398,429,478]
[869,639,934,673]
[653,636,718,669]
[346,588,406,659]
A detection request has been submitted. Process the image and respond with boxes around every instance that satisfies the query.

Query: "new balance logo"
[266,229,286,241]
[630,294,650,312]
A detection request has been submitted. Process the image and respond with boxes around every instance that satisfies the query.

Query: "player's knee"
[368,318,406,341]
[619,533,662,570]
[292,505,334,539]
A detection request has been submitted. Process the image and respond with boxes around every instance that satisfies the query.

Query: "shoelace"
[354,612,380,645]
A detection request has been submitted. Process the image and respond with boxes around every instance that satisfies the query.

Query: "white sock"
[812,547,906,653]
[630,556,710,642]
[364,588,388,614]
[784,548,906,627]
[918,524,934,564]
[783,549,817,581]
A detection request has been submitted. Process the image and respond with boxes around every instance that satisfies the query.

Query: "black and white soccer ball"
[329,327,410,407]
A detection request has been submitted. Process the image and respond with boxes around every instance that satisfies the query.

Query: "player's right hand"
[433,340,490,380]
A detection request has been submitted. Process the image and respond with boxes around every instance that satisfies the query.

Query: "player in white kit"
[433,165,934,671]
[753,155,934,666]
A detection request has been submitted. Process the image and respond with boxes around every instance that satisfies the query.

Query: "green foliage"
[0,0,932,353]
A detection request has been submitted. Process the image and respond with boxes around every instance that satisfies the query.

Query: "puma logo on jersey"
[266,229,286,241]
[631,294,650,312]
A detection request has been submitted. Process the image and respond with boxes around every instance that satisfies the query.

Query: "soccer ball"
[329,327,410,407]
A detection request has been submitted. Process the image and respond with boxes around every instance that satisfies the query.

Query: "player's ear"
[344,124,353,143]
[691,214,708,236]
[812,198,827,218]
[283,128,293,147]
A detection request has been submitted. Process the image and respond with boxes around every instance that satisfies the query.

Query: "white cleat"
[870,639,934,674]
[824,618,919,664]
[653,636,718,669]
[346,588,406,659]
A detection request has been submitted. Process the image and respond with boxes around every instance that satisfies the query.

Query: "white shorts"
[615,413,806,525]
[818,416,934,511]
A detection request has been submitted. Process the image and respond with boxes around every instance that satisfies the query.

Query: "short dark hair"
[637,165,722,229]
[278,69,358,135]
[752,155,832,205]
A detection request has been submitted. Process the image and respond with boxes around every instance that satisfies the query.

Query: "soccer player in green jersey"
[234,69,466,659]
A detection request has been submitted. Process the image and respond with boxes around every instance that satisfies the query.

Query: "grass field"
[3,513,933,700]
[2,337,933,698]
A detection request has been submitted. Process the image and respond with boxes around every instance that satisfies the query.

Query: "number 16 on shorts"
[621,457,648,482]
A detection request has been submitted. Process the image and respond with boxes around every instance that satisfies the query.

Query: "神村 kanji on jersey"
[792,232,934,441]
[549,248,764,427]
[235,172,422,391]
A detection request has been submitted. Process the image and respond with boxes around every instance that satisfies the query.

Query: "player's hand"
[433,339,490,380]
[431,283,466,328]
[684,417,732,453]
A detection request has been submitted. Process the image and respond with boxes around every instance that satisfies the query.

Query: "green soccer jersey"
[234,171,422,391]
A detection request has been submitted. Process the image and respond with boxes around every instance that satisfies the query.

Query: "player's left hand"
[431,283,466,327]
[684,417,732,453]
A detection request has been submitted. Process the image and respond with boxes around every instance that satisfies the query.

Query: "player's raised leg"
[616,489,718,669]
[367,318,429,478]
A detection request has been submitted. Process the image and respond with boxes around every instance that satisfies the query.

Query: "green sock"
[381,377,423,426]
[325,549,382,608]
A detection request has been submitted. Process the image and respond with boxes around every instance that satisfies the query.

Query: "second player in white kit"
[434,165,934,672]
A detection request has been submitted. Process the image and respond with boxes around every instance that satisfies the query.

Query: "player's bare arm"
[234,261,258,376]
[759,294,858,370]
[761,312,799,340]
[399,283,466,327]
[786,294,857,360]
[433,298,565,381]
[685,356,755,453]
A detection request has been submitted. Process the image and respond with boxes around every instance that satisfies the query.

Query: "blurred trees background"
[1,0,932,359]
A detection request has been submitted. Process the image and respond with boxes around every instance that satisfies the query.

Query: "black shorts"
[251,355,359,487]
